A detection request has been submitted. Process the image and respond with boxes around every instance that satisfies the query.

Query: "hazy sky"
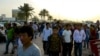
[0,0,100,22]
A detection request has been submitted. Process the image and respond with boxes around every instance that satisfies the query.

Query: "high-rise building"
[12,9,20,18]
[1,14,6,18]
[0,14,6,20]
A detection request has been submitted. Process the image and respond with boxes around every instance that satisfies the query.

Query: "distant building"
[0,14,16,22]
[0,14,6,20]
[12,9,20,18]
[1,14,6,18]
[0,16,2,20]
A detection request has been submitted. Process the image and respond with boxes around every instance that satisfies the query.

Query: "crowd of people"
[0,21,100,56]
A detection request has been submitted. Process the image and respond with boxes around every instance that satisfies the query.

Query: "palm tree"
[39,9,49,21]
[17,12,25,20]
[53,19,58,22]
[48,15,53,22]
[18,3,34,21]
[39,11,43,20]
[32,16,39,22]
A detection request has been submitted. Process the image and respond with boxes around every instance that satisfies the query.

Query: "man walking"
[73,23,86,56]
[4,23,14,54]
[62,24,72,56]
[17,26,41,56]
[42,23,52,54]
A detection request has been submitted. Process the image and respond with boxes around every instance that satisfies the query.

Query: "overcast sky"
[0,0,100,22]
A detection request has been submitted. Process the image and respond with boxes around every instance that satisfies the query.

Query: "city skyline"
[0,0,100,22]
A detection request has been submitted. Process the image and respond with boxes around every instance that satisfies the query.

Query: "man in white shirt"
[62,24,72,56]
[32,22,38,39]
[0,27,6,43]
[73,24,86,56]
[42,23,52,54]
[18,38,23,47]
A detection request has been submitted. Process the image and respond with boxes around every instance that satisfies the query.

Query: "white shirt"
[0,29,5,35]
[73,29,86,43]
[42,28,52,41]
[62,30,72,43]
[0,29,6,39]
[98,31,100,39]
[17,43,41,56]
[32,24,38,31]
[18,38,23,47]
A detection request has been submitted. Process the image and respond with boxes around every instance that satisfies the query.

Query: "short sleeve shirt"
[48,35,61,52]
[17,43,41,56]
[62,30,72,43]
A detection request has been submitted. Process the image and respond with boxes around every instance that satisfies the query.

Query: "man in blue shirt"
[17,26,41,56]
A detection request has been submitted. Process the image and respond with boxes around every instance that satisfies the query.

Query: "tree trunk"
[43,16,45,21]
[41,16,42,21]
[50,20,51,22]
[25,16,28,22]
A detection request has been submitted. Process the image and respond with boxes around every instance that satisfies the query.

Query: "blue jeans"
[84,37,89,48]
[5,39,14,53]
[74,42,82,56]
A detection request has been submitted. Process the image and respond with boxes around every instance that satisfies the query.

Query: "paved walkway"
[0,37,91,56]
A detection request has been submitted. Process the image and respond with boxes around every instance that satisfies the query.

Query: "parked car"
[0,24,4,27]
